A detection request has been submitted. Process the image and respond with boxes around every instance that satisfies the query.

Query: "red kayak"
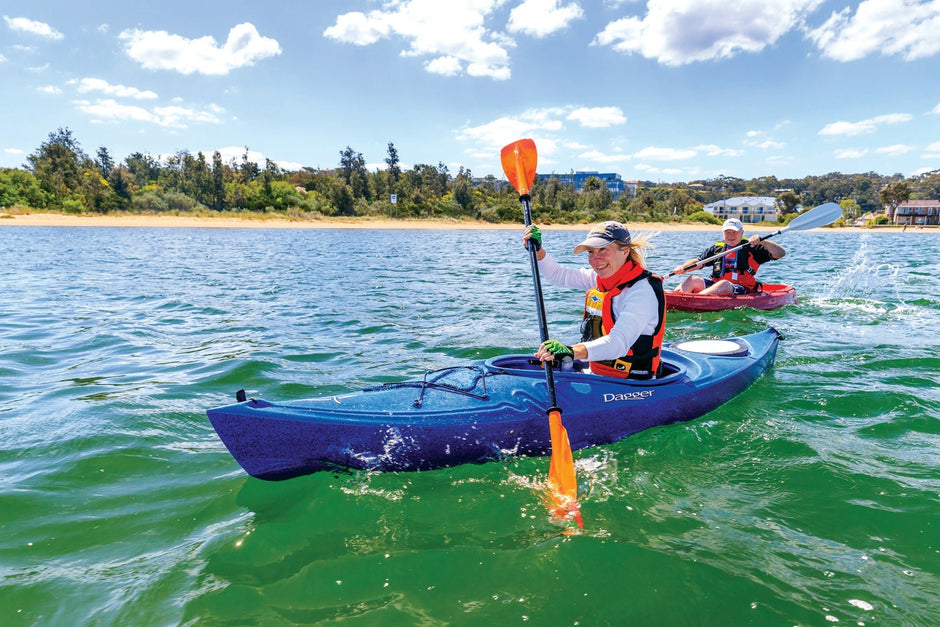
[665,283,797,313]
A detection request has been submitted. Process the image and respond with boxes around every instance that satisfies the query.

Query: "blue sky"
[2,0,938,183]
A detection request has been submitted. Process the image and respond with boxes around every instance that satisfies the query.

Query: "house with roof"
[703,196,785,223]
[887,199,939,225]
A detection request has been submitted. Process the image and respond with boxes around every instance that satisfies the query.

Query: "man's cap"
[722,218,744,232]
[573,221,632,254]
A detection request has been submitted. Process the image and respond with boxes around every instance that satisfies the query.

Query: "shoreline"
[0,212,930,233]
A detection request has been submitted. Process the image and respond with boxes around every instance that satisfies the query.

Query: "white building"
[703,196,784,223]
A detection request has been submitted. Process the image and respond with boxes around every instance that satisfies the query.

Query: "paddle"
[666,202,843,277]
[500,138,580,527]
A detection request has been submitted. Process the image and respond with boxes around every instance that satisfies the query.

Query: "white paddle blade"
[787,202,842,231]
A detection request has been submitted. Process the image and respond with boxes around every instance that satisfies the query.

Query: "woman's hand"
[523,224,542,251]
[535,339,573,363]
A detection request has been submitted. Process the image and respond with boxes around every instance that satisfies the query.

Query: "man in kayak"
[671,218,785,295]
[522,221,666,379]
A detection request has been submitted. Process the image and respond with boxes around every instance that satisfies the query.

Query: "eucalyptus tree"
[879,181,910,222]
[775,190,802,215]
[26,127,90,205]
[385,142,401,187]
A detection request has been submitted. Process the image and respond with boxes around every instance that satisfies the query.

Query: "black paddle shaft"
[521,194,560,410]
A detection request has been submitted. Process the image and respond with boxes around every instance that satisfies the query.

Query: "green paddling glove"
[526,225,542,251]
[542,339,573,360]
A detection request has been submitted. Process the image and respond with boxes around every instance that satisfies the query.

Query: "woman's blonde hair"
[615,231,657,269]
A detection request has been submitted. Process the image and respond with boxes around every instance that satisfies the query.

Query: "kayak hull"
[207,329,781,480]
[665,284,796,312]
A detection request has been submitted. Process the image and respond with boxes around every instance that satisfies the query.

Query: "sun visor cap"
[573,221,632,254]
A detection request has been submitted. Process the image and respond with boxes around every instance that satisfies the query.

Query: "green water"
[1,226,937,625]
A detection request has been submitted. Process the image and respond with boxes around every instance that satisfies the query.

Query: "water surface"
[1,226,937,625]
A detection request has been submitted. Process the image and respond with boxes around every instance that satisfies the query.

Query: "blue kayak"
[208,328,781,480]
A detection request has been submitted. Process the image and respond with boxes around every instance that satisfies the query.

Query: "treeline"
[2,127,939,224]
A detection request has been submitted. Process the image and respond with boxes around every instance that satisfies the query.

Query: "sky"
[1,0,939,184]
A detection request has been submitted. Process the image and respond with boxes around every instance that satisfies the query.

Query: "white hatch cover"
[673,339,749,357]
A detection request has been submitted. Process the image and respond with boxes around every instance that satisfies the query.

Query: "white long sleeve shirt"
[537,252,660,362]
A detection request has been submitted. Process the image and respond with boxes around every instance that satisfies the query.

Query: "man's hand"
[672,261,700,275]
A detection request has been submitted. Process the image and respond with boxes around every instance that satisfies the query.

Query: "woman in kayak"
[672,218,785,295]
[523,221,666,379]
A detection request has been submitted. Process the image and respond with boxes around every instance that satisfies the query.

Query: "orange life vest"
[709,240,762,292]
[580,263,666,379]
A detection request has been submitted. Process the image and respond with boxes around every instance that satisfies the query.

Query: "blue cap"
[573,221,632,254]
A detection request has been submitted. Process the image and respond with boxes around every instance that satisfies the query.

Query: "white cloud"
[874,144,915,156]
[426,56,464,76]
[806,0,940,62]
[634,163,686,176]
[69,78,158,100]
[37,85,62,94]
[119,23,281,75]
[456,106,571,147]
[323,11,389,45]
[4,148,25,155]
[457,116,540,147]
[819,113,913,136]
[696,144,745,157]
[508,0,584,38]
[920,141,940,160]
[633,146,697,161]
[4,16,64,40]
[73,98,223,128]
[931,103,940,115]
[593,0,823,66]
[566,106,627,128]
[152,104,223,127]
[324,0,512,80]
[745,139,786,150]
[744,126,788,150]
[74,99,152,124]
[834,148,869,158]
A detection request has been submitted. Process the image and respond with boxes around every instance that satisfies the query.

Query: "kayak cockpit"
[484,354,687,385]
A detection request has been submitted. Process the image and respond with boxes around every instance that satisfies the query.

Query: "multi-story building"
[887,199,940,225]
[703,196,784,223]
[536,171,637,200]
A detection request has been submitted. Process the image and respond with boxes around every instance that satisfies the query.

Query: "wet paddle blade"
[786,202,842,231]
[547,409,581,527]
[500,139,538,196]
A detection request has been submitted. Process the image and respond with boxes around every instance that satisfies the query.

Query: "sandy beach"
[0,211,924,233]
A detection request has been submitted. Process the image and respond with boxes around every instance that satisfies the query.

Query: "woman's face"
[587,244,629,278]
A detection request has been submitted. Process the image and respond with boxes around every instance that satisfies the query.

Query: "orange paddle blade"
[547,409,581,526]
[500,139,537,196]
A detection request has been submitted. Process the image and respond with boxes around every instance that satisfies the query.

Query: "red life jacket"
[580,262,667,379]
[710,239,762,292]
